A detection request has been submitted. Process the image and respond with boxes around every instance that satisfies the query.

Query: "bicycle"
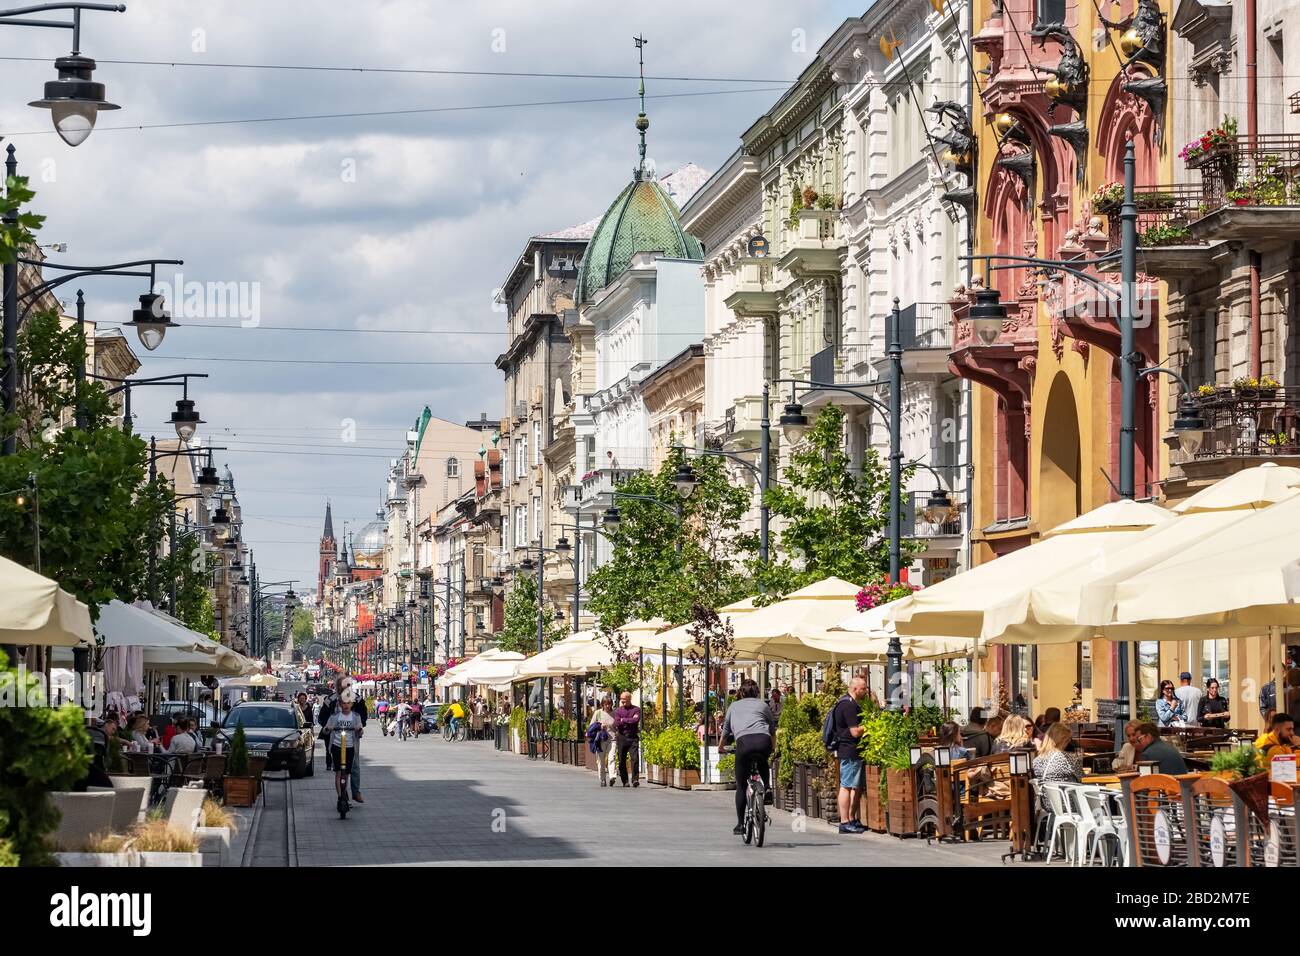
[333,729,353,820]
[726,750,766,847]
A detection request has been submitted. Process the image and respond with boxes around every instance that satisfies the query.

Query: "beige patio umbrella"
[0,555,92,647]
[825,601,979,661]
[888,498,1175,643]
[628,599,757,652]
[437,647,525,688]
[511,631,603,680]
[1016,463,1300,637]
[655,577,864,664]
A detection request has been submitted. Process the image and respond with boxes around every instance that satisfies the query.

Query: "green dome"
[575,177,704,306]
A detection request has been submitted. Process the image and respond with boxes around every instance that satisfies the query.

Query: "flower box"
[864,766,887,832]
[645,764,666,786]
[670,768,701,790]
[138,851,202,867]
[886,767,918,837]
[195,826,231,868]
[222,775,258,808]
[54,851,138,867]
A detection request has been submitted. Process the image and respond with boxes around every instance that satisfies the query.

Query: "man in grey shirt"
[1174,672,1203,728]
[720,679,776,835]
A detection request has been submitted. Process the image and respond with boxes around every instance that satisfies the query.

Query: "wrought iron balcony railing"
[1191,384,1300,459]
[1102,184,1207,249]
[1186,133,1300,214]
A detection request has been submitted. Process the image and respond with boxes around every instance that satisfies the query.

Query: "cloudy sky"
[3,0,865,589]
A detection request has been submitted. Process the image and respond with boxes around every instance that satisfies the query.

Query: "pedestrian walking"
[587,695,616,786]
[613,691,641,788]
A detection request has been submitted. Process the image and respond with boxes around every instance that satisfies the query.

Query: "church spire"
[323,499,334,540]
[634,34,649,180]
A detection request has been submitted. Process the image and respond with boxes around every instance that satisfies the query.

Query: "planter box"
[55,851,138,867]
[139,851,202,867]
[669,768,701,790]
[886,768,917,837]
[195,826,231,868]
[646,764,667,786]
[584,745,597,772]
[864,766,887,832]
[222,775,258,808]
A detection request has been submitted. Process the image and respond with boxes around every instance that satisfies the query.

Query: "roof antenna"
[634,34,649,180]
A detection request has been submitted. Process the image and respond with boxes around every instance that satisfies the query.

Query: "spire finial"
[634,34,649,179]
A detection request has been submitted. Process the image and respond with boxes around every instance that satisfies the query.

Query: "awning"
[0,555,92,647]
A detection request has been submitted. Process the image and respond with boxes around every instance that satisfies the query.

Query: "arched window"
[447,458,459,478]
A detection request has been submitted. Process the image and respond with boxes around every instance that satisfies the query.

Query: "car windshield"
[224,706,296,729]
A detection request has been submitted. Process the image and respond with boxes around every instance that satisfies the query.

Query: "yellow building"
[953,0,1173,715]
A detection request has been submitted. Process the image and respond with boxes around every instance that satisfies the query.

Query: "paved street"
[271,732,1009,867]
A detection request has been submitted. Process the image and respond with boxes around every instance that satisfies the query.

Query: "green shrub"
[641,729,661,766]
[508,706,527,740]
[717,753,735,774]
[1210,744,1261,779]
[656,725,699,770]
[225,724,250,776]
[790,730,829,767]
[775,692,815,786]
[547,716,572,740]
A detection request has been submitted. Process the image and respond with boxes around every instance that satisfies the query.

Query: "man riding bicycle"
[718,678,775,835]
[323,696,365,804]
[444,699,466,739]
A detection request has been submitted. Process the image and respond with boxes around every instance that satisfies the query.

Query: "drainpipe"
[1247,0,1262,381]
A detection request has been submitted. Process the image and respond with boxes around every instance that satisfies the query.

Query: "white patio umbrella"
[888,498,1176,643]
[826,601,978,661]
[511,632,603,680]
[437,648,525,688]
[0,555,92,647]
[1016,462,1300,637]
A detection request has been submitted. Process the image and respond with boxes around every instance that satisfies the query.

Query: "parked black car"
[421,703,443,733]
[219,702,315,778]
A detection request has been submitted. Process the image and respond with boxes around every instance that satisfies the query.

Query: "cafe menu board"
[1270,753,1297,784]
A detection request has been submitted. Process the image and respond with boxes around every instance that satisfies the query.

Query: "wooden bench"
[931,752,1017,842]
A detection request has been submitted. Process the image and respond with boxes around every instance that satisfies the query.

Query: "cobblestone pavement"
[275,730,1011,866]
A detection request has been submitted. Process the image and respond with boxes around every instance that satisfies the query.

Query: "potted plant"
[716,752,736,787]
[222,724,257,807]
[1210,744,1262,780]
[657,725,701,789]
[1139,222,1192,247]
[1179,116,1238,169]
[1090,181,1124,214]
[509,706,527,754]
[641,730,664,785]
[54,833,137,868]
[194,797,237,868]
[131,820,202,867]
[801,185,819,207]
[1233,375,1279,401]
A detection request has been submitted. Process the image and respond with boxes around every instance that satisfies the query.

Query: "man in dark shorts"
[833,674,868,834]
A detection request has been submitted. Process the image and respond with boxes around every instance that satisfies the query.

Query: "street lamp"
[169,398,202,442]
[966,286,1007,346]
[778,401,810,443]
[601,506,621,531]
[0,3,127,147]
[672,461,697,499]
[196,460,221,504]
[126,291,177,351]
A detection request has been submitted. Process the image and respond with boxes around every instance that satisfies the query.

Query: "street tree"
[497,573,565,656]
[585,450,755,628]
[758,405,918,596]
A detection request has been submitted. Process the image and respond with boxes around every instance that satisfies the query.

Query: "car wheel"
[304,750,314,777]
[289,752,307,779]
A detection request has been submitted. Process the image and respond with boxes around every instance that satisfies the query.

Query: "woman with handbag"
[587,695,616,787]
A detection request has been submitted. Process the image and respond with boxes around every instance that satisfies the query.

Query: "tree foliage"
[0,267,171,619]
[757,405,918,596]
[497,573,565,656]
[158,531,219,641]
[291,607,315,648]
[585,450,756,628]
[0,650,91,866]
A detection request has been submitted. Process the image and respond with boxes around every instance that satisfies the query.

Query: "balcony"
[1094,184,1212,278]
[895,303,953,376]
[900,488,965,552]
[576,467,641,512]
[723,393,768,449]
[777,210,846,279]
[722,258,780,317]
[1165,385,1300,501]
[1186,134,1300,245]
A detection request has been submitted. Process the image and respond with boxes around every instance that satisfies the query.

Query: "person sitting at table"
[1033,707,1062,740]
[1133,722,1189,774]
[1155,680,1185,727]
[160,716,179,750]
[1113,720,1144,771]
[959,707,993,757]
[938,720,973,761]
[1254,713,1297,760]
[129,715,155,753]
[1032,722,1082,806]
[993,714,1032,753]
[1198,679,1230,729]
[167,718,200,754]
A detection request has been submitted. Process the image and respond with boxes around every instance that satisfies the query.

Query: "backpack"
[822,695,850,752]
